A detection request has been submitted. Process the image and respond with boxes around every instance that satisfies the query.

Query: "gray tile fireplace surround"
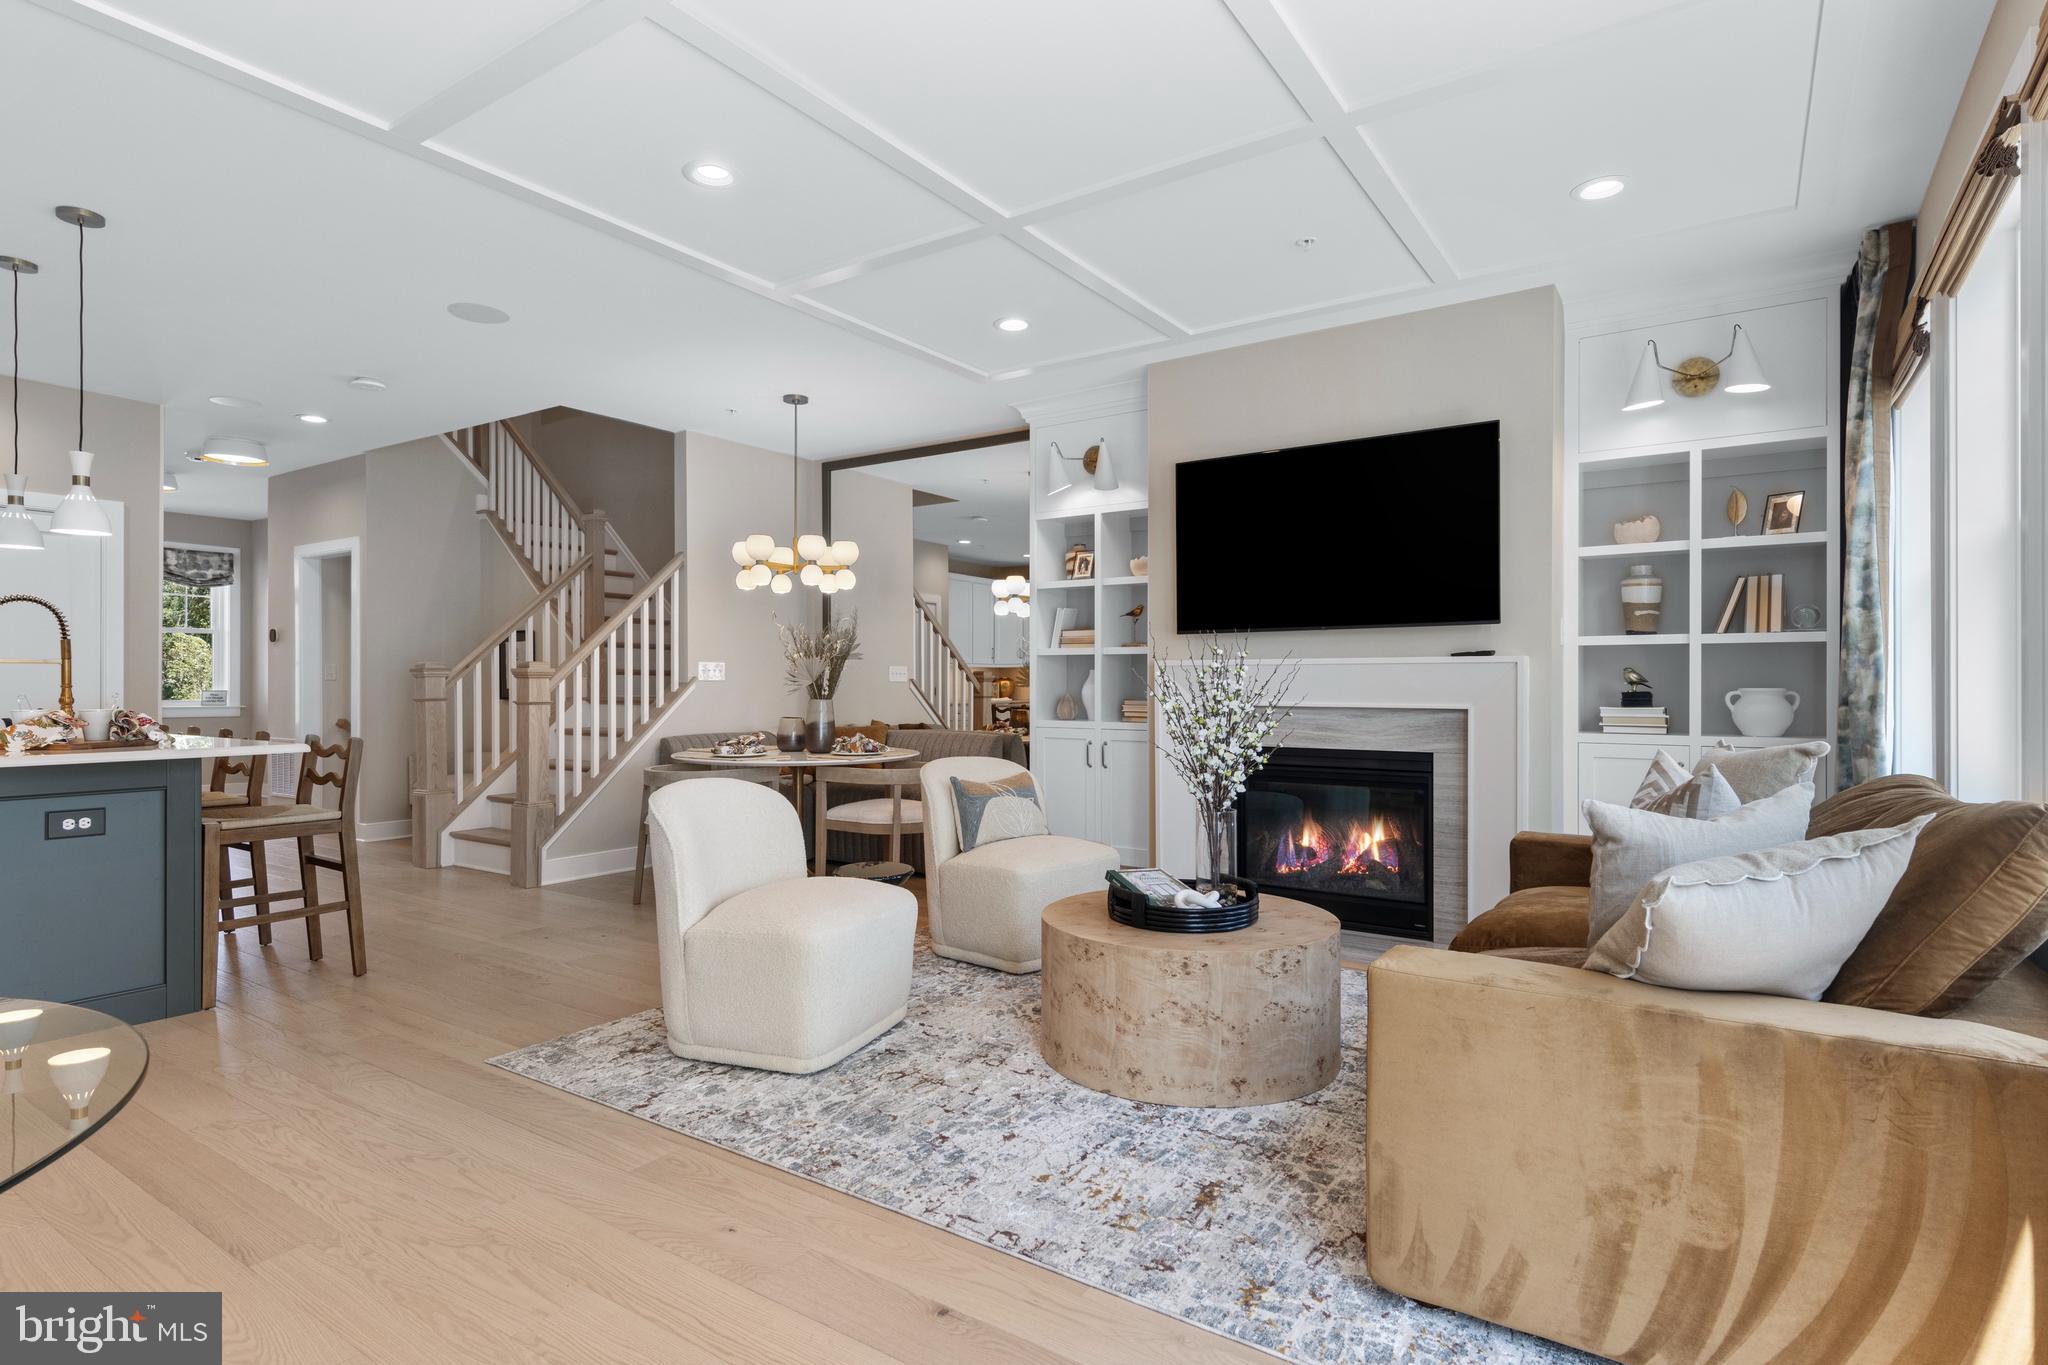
[1270,706,1468,959]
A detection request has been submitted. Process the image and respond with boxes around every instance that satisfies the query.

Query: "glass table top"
[1,999,148,1193]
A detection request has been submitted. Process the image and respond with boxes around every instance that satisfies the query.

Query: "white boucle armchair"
[646,778,915,1073]
[918,757,1119,973]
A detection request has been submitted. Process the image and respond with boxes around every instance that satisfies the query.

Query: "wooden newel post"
[410,663,452,869]
[509,659,557,888]
[578,510,610,639]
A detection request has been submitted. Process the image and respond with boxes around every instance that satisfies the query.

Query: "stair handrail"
[547,551,684,682]
[913,592,975,678]
[496,419,587,524]
[910,592,978,730]
[448,552,594,682]
[603,524,649,587]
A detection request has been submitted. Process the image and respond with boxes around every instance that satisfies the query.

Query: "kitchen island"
[0,735,309,1023]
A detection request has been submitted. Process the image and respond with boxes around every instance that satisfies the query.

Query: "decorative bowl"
[1612,515,1662,545]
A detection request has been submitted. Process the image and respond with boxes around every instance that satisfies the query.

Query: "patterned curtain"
[1838,229,1890,788]
[163,546,235,589]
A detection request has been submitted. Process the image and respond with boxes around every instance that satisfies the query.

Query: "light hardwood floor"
[0,841,1277,1364]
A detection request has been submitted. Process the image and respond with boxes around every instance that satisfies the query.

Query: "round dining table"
[2,998,149,1192]
[666,745,923,854]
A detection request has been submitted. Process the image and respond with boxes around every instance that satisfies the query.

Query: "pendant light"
[0,254,42,551]
[48,207,111,539]
[732,394,859,594]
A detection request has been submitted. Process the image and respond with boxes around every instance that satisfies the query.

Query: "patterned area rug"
[490,946,1600,1364]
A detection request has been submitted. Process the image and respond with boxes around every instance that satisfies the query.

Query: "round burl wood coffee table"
[1038,892,1341,1107]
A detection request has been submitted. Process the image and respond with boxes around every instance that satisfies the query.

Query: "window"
[162,543,236,709]
[1890,364,1936,779]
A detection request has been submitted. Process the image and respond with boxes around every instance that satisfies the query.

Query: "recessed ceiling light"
[684,161,735,188]
[347,376,387,391]
[192,437,270,468]
[297,412,328,424]
[447,301,510,325]
[957,539,972,545]
[993,317,1030,333]
[208,394,259,408]
[1571,176,1626,202]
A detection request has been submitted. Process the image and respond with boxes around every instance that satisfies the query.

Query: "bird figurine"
[1622,666,1652,694]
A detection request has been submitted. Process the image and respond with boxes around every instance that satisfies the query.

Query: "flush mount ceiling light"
[447,301,509,325]
[193,436,271,467]
[733,395,858,595]
[1044,437,1117,497]
[993,316,1030,333]
[297,412,328,424]
[48,207,112,539]
[1622,323,1771,412]
[1571,176,1627,201]
[684,161,735,188]
[0,254,42,551]
[208,394,259,408]
[346,375,387,391]
[991,574,1031,618]
[161,471,179,493]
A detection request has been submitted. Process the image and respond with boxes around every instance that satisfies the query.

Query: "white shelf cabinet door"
[1573,742,1686,833]
[1096,734,1151,865]
[1033,732,1095,841]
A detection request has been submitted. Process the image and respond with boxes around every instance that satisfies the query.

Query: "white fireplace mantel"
[1154,655,1528,939]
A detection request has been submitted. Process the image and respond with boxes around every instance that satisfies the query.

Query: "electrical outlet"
[696,661,726,682]
[888,665,909,683]
[46,808,105,839]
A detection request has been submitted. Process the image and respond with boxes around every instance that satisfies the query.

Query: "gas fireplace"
[1238,747,1432,939]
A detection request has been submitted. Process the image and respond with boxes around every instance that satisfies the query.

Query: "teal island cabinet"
[0,736,307,1022]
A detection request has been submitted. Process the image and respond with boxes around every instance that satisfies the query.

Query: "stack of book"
[1599,706,1669,736]
[1059,628,1095,647]
[1715,573,1787,632]
[1120,699,1150,723]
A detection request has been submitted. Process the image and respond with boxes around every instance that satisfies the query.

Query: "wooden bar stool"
[814,766,924,876]
[632,764,784,905]
[200,735,367,1008]
[202,729,274,942]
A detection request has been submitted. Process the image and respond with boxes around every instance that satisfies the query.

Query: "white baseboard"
[541,845,638,886]
[357,818,413,843]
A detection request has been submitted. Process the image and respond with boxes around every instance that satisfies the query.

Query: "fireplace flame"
[1273,812,1401,877]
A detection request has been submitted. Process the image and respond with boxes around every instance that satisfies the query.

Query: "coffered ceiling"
[0,0,1991,517]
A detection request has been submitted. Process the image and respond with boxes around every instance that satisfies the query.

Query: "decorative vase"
[1726,688,1799,738]
[775,716,805,752]
[1620,564,1664,635]
[1194,808,1238,893]
[1078,668,1096,722]
[804,696,835,753]
[1612,514,1661,545]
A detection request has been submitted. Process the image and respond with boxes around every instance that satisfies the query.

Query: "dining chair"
[203,728,273,942]
[813,766,924,876]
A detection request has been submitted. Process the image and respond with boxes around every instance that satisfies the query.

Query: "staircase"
[909,593,978,729]
[411,419,689,885]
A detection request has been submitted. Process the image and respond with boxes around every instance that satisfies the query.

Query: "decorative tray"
[1107,875,1260,933]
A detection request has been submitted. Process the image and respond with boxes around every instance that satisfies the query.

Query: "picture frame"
[1070,550,1095,580]
[1062,543,1087,577]
[1761,491,1804,535]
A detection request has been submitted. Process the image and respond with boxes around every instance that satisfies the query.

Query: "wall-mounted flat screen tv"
[1175,420,1500,633]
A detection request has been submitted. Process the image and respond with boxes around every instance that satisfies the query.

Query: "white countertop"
[3,735,310,767]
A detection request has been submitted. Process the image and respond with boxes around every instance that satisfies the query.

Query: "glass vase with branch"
[776,613,860,753]
[1154,636,1299,900]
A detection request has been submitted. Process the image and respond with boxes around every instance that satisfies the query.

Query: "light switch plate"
[888,665,909,683]
[696,661,726,681]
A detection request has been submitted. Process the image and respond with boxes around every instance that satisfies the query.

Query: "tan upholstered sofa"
[1366,777,2048,1364]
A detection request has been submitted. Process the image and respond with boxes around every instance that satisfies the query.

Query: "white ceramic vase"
[1078,669,1096,722]
[1726,688,1800,738]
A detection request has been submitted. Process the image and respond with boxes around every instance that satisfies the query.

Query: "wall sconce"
[1622,324,1771,411]
[1045,438,1117,496]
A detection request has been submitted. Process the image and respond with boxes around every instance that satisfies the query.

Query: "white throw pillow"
[1584,782,1816,946]
[1630,750,1742,821]
[1693,740,1831,804]
[1587,816,1935,999]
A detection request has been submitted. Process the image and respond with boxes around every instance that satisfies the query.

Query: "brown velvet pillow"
[1450,885,1590,953]
[1808,775,2048,1015]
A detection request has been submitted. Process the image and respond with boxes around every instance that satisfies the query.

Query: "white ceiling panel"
[436,20,972,284]
[96,0,587,124]
[1361,0,1820,277]
[803,238,1163,373]
[1274,0,1694,110]
[1034,141,1426,331]
[676,0,1308,214]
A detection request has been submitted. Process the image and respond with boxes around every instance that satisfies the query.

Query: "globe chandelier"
[733,393,859,595]
[991,574,1030,617]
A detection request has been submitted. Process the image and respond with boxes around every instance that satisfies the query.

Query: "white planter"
[1726,688,1800,738]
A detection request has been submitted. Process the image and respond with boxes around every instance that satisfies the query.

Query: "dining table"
[665,745,922,854]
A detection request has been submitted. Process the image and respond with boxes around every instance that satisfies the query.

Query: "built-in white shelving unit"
[1563,286,1842,829]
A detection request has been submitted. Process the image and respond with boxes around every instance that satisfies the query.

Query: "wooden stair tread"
[450,827,512,847]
